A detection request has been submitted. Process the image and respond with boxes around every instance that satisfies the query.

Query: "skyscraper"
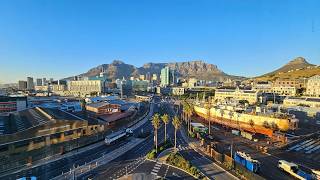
[18,81,27,90]
[27,77,34,90]
[36,78,42,86]
[42,78,47,86]
[160,67,176,87]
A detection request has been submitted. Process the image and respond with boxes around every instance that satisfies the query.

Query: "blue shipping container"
[234,152,260,173]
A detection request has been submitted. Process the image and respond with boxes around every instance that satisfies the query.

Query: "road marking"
[164,165,169,178]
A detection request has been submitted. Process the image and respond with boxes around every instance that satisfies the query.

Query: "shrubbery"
[146,149,157,159]
[166,153,205,179]
[146,141,173,160]
[188,130,196,138]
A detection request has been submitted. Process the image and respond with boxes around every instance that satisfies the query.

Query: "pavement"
[53,137,145,180]
[193,116,293,180]
[177,127,238,180]
[166,101,238,180]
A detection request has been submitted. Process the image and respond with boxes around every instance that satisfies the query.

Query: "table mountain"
[76,60,244,81]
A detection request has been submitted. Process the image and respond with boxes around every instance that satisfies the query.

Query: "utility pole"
[230,140,233,159]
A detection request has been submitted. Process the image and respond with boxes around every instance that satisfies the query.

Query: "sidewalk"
[179,126,239,180]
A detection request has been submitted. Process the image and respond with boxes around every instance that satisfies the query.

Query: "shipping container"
[232,130,240,136]
[234,151,260,173]
[241,131,253,140]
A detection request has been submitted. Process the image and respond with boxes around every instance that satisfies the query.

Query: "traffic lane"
[8,139,130,180]
[176,130,238,180]
[165,166,194,180]
[38,140,129,180]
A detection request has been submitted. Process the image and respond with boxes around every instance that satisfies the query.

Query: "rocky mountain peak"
[286,57,309,65]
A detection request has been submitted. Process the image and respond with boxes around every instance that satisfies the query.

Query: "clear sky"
[0,0,320,83]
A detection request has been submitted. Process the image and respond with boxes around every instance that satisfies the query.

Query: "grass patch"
[146,141,173,160]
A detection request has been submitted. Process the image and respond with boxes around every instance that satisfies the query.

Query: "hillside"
[254,57,319,81]
[75,60,244,81]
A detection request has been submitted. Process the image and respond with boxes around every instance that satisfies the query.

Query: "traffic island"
[166,152,207,180]
[146,141,173,160]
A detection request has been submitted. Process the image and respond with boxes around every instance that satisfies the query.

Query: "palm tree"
[172,116,182,150]
[152,113,161,153]
[208,108,211,135]
[161,114,170,143]
[185,103,193,132]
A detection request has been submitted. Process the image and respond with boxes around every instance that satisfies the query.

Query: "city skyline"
[0,0,320,83]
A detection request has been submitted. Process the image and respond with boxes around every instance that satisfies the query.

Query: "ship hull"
[193,105,296,137]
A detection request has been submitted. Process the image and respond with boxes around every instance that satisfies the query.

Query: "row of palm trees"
[182,102,193,133]
[151,113,182,153]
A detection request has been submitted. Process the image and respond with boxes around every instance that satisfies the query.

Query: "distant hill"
[71,60,245,81]
[254,57,319,81]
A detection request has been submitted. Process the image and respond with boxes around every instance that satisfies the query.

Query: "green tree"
[183,102,193,133]
[80,99,86,111]
[172,115,182,150]
[152,113,161,153]
[161,114,170,143]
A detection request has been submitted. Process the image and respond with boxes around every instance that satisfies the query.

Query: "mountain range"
[70,57,318,83]
[76,60,244,81]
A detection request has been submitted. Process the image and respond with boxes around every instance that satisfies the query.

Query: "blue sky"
[0,0,319,83]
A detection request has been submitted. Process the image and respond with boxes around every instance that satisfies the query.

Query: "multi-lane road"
[2,96,239,180]
[82,97,238,180]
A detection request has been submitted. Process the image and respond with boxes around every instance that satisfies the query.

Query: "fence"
[198,136,265,180]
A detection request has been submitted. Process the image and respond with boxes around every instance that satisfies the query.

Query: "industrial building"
[0,95,27,113]
[0,107,104,157]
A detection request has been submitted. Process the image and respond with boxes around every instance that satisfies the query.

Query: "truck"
[278,160,314,180]
[241,131,253,140]
[191,122,208,135]
[234,151,261,173]
[105,128,133,145]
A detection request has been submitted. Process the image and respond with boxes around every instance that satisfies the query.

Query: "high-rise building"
[42,78,47,86]
[27,77,34,90]
[18,81,27,90]
[36,78,43,86]
[160,67,170,87]
[160,67,175,87]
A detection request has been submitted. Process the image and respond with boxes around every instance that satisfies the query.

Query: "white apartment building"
[306,75,320,97]
[214,88,258,104]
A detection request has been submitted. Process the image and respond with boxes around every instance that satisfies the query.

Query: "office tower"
[160,67,176,87]
[18,81,27,90]
[42,78,47,86]
[27,77,34,90]
[160,67,170,87]
[36,78,42,86]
